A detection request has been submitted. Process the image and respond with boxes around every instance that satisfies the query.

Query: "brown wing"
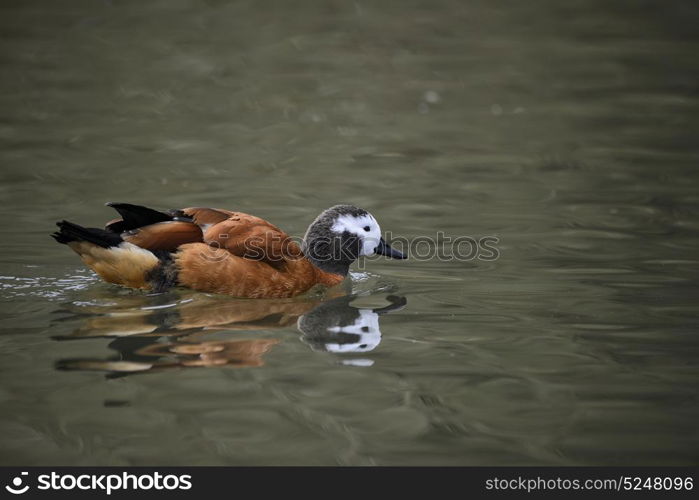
[201,212,302,268]
[176,207,238,226]
[109,206,302,265]
[122,221,203,251]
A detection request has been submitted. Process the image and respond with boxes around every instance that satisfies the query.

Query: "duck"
[51,203,406,298]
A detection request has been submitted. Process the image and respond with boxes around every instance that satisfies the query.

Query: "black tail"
[52,220,123,248]
[105,202,174,232]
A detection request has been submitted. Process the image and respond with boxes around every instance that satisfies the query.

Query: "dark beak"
[372,295,408,314]
[375,237,407,259]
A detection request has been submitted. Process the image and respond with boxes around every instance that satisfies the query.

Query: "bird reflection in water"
[54,292,407,376]
[298,296,407,366]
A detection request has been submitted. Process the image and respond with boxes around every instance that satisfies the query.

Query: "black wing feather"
[105,202,174,232]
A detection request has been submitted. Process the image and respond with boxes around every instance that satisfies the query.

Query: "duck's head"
[302,204,406,276]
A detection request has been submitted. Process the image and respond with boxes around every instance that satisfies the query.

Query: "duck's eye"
[363,226,370,232]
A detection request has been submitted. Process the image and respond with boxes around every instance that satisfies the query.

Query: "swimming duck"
[52,203,406,298]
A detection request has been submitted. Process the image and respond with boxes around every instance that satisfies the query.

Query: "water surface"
[1,0,698,465]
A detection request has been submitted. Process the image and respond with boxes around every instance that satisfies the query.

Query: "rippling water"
[1,0,698,465]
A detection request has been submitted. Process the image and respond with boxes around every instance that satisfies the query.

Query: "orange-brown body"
[175,242,343,298]
[169,207,344,297]
[62,206,345,298]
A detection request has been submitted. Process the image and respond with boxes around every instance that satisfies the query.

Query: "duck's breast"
[174,243,321,298]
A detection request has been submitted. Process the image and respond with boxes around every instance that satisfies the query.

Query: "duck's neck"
[304,253,351,277]
[302,237,353,277]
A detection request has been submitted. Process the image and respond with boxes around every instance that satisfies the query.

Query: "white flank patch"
[331,213,382,256]
[116,242,159,260]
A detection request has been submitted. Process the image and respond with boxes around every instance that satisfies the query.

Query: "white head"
[330,211,382,257]
[302,204,406,275]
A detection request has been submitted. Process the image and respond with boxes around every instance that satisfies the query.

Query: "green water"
[1,0,698,465]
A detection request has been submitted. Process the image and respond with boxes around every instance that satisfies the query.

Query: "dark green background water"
[1,0,698,465]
